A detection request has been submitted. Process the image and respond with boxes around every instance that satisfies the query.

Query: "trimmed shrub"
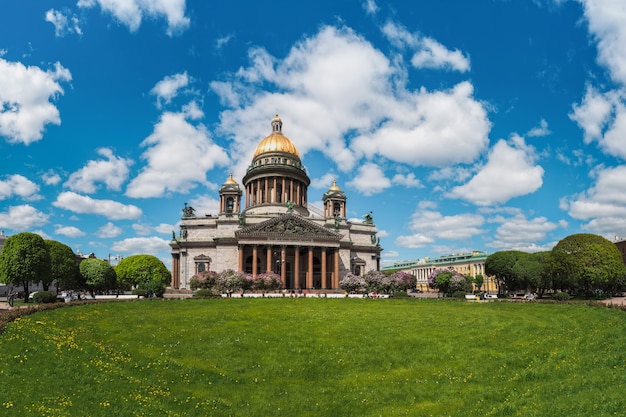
[553,291,571,301]
[32,291,58,304]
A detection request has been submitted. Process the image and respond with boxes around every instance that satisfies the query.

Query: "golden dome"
[252,115,301,159]
[328,179,341,191]
[223,172,237,185]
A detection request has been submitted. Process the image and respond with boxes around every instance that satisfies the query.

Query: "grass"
[1,298,626,416]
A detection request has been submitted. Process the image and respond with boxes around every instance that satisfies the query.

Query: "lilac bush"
[389,271,417,291]
[339,272,366,293]
[255,272,282,291]
[189,270,218,290]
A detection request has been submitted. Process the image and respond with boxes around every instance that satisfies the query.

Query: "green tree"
[485,250,526,293]
[115,255,171,297]
[474,274,484,292]
[45,240,82,291]
[0,232,51,302]
[548,234,626,296]
[512,252,548,293]
[80,258,117,297]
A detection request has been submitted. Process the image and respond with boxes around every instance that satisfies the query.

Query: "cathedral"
[169,115,382,290]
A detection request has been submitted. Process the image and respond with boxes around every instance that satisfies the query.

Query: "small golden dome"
[223,173,237,185]
[329,179,341,191]
[253,115,301,158]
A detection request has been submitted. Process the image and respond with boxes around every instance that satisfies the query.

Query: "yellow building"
[384,251,497,293]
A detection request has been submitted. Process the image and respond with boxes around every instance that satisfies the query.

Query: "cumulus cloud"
[54,225,86,238]
[0,174,41,201]
[42,170,62,186]
[391,173,422,188]
[381,21,470,72]
[65,148,133,193]
[347,163,391,196]
[53,191,142,220]
[110,236,172,256]
[487,212,559,251]
[77,0,190,36]
[98,222,123,238]
[0,59,71,144]
[150,72,189,108]
[526,118,551,137]
[580,0,626,85]
[45,9,82,37]
[447,135,544,206]
[188,195,221,217]
[562,165,626,235]
[125,107,229,198]
[211,24,489,183]
[0,205,50,230]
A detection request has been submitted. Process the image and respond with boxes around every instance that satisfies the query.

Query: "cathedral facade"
[169,116,382,290]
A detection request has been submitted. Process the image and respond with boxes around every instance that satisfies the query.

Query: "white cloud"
[155,223,177,235]
[0,59,71,144]
[0,205,50,230]
[110,236,172,256]
[45,9,82,37]
[395,233,434,249]
[132,223,152,236]
[98,222,123,238]
[347,163,391,196]
[150,72,189,108]
[447,135,544,206]
[211,25,489,182]
[0,174,41,201]
[54,225,86,238]
[352,82,490,167]
[563,165,626,236]
[363,0,379,15]
[77,0,190,36]
[65,148,133,193]
[42,170,62,186]
[53,191,142,220]
[487,213,559,250]
[125,108,229,198]
[188,195,221,217]
[216,34,234,50]
[391,172,422,188]
[526,118,551,137]
[381,21,470,72]
[406,210,484,240]
[580,0,626,85]
[310,173,337,190]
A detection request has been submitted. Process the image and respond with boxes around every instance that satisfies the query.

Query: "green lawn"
[1,298,625,416]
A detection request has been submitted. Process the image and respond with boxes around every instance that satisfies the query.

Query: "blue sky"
[1,0,625,269]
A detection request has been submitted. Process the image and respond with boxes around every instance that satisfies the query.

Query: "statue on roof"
[182,202,196,218]
[286,200,294,212]
[363,211,374,224]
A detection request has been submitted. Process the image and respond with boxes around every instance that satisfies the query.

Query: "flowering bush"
[189,270,217,290]
[216,269,247,293]
[339,272,366,293]
[363,270,396,294]
[429,269,472,295]
[389,271,417,291]
[254,272,282,292]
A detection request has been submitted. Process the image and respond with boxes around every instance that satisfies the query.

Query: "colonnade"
[237,244,340,290]
[244,176,307,207]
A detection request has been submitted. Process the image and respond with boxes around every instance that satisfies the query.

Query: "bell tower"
[219,173,242,215]
[323,180,347,219]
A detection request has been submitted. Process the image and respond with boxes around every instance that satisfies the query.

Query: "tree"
[45,240,82,291]
[548,234,626,296]
[80,258,117,296]
[474,274,484,292]
[115,255,171,297]
[0,232,51,302]
[485,250,526,293]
